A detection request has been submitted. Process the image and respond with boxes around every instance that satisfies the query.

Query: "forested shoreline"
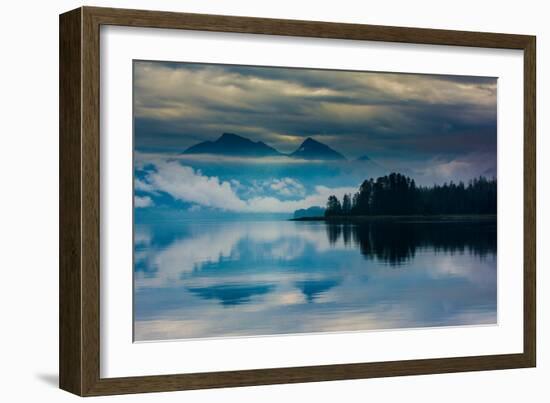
[324,173,496,217]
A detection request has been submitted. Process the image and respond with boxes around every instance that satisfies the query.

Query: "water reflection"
[134,218,497,341]
[188,284,275,306]
[296,278,340,303]
[326,219,496,265]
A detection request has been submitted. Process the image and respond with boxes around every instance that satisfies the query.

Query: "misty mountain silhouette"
[184,133,349,160]
[290,137,346,160]
[184,133,283,157]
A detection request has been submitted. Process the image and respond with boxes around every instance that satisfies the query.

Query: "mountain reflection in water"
[134,218,496,341]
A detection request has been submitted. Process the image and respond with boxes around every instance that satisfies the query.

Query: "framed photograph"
[59,6,536,396]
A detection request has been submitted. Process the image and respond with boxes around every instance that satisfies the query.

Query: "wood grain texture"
[86,6,532,49]
[85,354,531,396]
[59,8,82,396]
[59,6,537,396]
[81,6,102,396]
[523,38,536,367]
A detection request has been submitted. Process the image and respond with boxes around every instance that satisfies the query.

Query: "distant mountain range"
[289,137,345,160]
[293,206,325,219]
[184,133,282,157]
[183,133,360,161]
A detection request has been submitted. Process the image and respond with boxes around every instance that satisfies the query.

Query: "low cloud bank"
[136,160,355,213]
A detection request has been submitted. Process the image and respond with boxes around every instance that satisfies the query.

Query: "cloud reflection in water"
[134,219,496,341]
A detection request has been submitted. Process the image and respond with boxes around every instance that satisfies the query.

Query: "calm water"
[134,218,497,341]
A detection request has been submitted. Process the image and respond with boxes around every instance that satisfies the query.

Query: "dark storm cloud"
[133,60,496,178]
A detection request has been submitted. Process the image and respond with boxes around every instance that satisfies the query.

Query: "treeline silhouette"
[325,173,496,217]
[325,219,496,265]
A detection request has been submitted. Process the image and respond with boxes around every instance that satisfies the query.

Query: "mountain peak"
[184,133,349,160]
[184,133,282,157]
[303,137,318,144]
[290,137,346,161]
[219,132,245,141]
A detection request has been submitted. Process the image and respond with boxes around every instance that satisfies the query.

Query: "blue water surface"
[134,218,496,341]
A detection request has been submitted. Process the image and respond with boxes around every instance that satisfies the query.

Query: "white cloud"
[138,160,356,213]
[134,195,154,208]
[269,177,305,197]
[135,225,239,289]
[134,221,348,289]
[135,178,157,193]
[144,161,247,211]
[134,227,151,245]
[412,152,497,184]
[245,184,355,213]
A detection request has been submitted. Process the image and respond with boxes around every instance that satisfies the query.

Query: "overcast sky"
[134,60,496,165]
[133,60,497,214]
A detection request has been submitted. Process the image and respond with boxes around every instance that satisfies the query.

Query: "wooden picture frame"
[59,6,536,396]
